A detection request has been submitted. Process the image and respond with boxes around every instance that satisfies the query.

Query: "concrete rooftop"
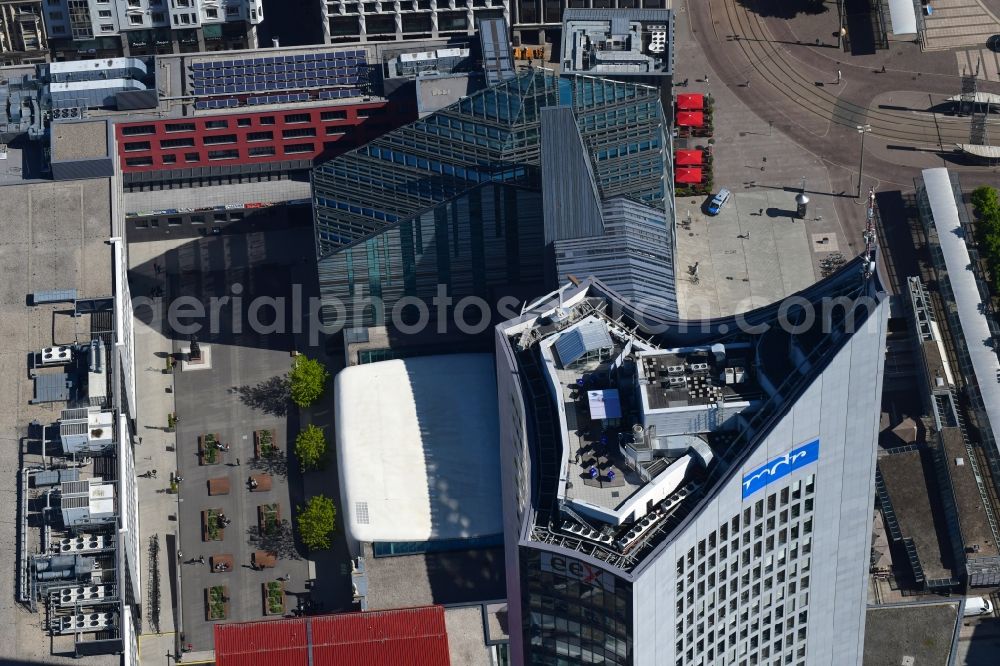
[0,176,117,665]
[50,120,109,162]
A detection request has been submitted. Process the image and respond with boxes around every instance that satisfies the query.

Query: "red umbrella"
[676,111,704,127]
[675,167,703,184]
[675,150,704,166]
[676,93,705,110]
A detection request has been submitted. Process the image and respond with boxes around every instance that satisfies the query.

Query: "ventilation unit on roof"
[689,362,710,372]
[41,346,73,366]
[667,365,685,374]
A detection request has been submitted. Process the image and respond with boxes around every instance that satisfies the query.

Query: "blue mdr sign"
[742,439,819,499]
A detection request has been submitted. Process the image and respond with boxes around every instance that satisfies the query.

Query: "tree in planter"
[294,424,327,472]
[288,355,330,408]
[297,494,336,551]
[258,429,277,458]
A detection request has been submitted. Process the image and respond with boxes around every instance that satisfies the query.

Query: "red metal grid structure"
[214,605,451,666]
[114,100,403,173]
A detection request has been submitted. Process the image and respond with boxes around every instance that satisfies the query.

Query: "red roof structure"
[674,150,703,166]
[676,93,704,110]
[675,167,703,184]
[676,111,704,127]
[215,606,451,666]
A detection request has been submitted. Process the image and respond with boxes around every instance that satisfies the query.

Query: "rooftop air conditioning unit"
[41,346,73,365]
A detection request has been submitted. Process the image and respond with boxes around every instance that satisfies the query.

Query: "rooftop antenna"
[862,186,877,280]
[552,286,569,323]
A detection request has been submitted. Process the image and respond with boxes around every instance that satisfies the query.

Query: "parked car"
[706,188,731,216]
[964,596,994,617]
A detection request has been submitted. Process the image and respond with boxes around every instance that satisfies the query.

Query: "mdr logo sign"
[741,439,819,499]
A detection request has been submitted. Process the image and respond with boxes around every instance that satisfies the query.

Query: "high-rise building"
[318,0,670,57]
[495,257,888,665]
[3,40,472,190]
[42,0,262,59]
[0,0,48,65]
[321,0,506,44]
[311,69,674,330]
[513,0,667,46]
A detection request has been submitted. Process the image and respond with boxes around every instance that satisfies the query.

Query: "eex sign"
[742,439,819,499]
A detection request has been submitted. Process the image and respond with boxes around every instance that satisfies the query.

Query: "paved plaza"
[673,3,850,316]
[129,222,345,657]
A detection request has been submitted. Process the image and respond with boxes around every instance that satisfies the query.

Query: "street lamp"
[856,124,871,198]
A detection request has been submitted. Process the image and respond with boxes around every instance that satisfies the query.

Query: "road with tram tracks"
[689,0,1000,191]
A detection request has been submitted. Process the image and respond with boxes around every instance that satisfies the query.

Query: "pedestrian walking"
[704,74,709,83]
[758,208,763,216]
[880,64,886,73]
[198,555,205,564]
[236,458,241,466]
[836,69,842,84]
[746,80,750,88]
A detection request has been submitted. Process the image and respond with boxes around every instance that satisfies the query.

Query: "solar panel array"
[319,89,362,100]
[190,50,368,98]
[195,98,240,110]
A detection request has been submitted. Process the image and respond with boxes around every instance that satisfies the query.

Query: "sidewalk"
[129,238,189,664]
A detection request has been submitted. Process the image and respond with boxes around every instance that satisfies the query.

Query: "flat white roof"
[50,58,138,74]
[335,353,502,544]
[887,0,917,34]
[923,167,1000,448]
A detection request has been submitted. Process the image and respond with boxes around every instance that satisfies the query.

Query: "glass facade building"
[312,69,674,329]
[495,259,889,666]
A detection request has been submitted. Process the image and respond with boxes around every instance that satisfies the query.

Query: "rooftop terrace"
[561,9,673,77]
[502,255,885,571]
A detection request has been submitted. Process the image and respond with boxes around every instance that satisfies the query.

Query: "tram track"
[716,0,996,148]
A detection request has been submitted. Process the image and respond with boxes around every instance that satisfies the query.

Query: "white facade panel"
[630,298,887,666]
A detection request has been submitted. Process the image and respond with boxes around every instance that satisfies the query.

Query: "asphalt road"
[690,0,1000,193]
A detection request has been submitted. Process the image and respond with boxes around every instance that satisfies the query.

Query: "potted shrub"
[199,433,222,465]
[203,509,225,541]
[255,429,278,459]
[263,580,285,616]
[206,585,228,620]
[258,504,281,536]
